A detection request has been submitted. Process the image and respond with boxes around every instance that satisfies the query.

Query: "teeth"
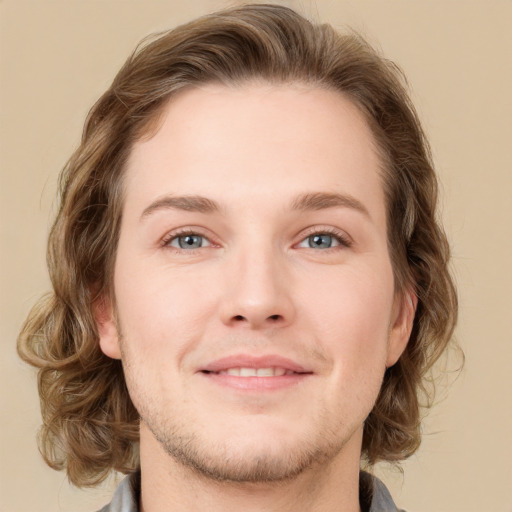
[217,367,293,377]
[256,368,274,377]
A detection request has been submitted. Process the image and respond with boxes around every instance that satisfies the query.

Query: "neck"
[138,424,363,512]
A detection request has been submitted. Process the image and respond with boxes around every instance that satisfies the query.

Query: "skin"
[97,83,416,512]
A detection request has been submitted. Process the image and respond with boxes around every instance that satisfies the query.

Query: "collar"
[98,470,403,512]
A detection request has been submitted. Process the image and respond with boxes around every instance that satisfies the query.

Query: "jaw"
[138,419,365,512]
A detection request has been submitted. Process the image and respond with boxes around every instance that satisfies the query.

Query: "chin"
[164,438,340,483]
[146,415,349,484]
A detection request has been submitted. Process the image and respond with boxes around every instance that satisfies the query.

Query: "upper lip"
[200,354,311,374]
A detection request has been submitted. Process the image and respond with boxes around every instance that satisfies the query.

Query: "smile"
[204,367,297,377]
[198,354,313,391]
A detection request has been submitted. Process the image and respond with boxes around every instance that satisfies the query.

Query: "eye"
[297,230,351,250]
[301,233,339,249]
[165,232,212,250]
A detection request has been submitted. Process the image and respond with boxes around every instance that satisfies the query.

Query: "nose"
[219,246,295,330]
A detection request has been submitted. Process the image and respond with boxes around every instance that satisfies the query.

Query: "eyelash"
[299,226,353,250]
[161,228,215,253]
[161,226,352,253]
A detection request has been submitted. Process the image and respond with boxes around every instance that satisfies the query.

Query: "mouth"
[199,355,313,391]
[202,367,299,377]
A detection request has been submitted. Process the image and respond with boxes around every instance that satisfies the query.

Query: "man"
[18,4,457,511]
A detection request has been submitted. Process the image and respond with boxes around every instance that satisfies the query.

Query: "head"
[18,3,457,487]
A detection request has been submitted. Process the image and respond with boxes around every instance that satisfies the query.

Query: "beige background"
[1,1,511,511]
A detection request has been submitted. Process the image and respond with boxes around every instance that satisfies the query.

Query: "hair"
[18,3,458,487]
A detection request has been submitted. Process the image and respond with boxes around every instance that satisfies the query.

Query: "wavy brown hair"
[18,3,458,487]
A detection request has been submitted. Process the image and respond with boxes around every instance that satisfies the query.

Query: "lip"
[198,354,313,392]
[200,354,310,374]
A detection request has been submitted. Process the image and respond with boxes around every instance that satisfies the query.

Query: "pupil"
[310,234,331,249]
[180,235,201,249]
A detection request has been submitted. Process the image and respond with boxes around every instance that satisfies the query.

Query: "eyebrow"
[141,195,221,220]
[140,191,369,220]
[290,192,370,217]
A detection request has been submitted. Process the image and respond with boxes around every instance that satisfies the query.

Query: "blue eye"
[298,232,347,250]
[168,234,211,249]
[308,234,338,249]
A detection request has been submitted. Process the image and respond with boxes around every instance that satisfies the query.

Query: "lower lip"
[199,372,310,392]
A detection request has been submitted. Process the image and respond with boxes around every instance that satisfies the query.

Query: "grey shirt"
[98,470,404,512]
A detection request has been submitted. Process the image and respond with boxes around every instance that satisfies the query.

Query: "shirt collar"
[98,470,403,512]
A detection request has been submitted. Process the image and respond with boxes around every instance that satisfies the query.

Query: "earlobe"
[93,294,122,360]
[386,288,417,368]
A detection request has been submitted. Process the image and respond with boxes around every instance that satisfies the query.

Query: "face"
[98,83,414,482]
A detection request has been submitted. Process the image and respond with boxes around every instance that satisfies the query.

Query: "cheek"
[113,256,217,358]
[113,261,218,410]
[289,261,395,425]
[300,262,395,370]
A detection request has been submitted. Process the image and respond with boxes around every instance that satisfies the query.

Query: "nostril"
[228,313,285,326]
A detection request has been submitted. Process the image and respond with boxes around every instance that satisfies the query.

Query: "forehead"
[123,82,386,223]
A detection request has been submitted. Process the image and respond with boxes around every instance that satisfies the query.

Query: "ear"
[93,294,122,360]
[386,288,417,368]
